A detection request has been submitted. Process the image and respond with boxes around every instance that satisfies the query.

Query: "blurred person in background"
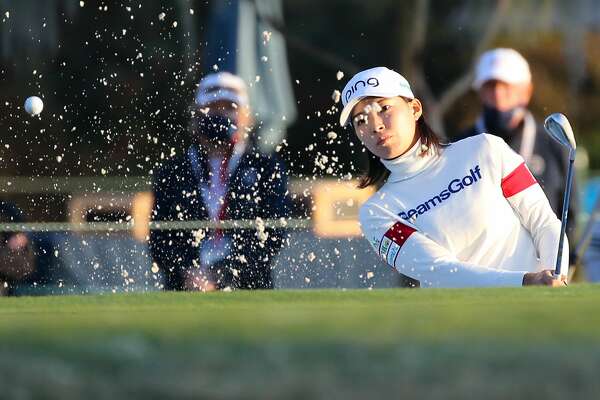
[460,48,578,244]
[340,66,568,288]
[0,201,36,296]
[150,72,289,291]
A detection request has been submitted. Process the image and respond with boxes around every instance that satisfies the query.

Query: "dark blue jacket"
[149,144,289,290]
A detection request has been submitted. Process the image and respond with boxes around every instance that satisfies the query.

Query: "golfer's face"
[351,96,421,159]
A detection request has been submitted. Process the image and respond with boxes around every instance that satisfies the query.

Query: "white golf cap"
[339,66,414,127]
[473,48,531,90]
[195,71,249,107]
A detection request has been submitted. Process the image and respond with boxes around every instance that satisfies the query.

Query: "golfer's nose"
[371,114,385,134]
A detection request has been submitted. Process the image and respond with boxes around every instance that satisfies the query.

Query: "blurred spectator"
[0,201,36,296]
[150,72,289,291]
[460,48,578,242]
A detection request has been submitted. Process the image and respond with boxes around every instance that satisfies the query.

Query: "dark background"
[0,0,599,218]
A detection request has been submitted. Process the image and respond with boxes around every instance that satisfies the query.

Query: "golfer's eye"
[354,115,367,126]
[380,104,392,112]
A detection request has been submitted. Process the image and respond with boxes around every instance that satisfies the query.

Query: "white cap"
[195,72,249,107]
[473,48,531,90]
[339,67,414,127]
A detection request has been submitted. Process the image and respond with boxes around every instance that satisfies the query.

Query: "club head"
[544,113,576,151]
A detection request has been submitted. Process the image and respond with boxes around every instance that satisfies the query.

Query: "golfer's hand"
[522,270,567,286]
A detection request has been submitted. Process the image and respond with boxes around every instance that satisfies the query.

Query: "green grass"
[1,286,600,399]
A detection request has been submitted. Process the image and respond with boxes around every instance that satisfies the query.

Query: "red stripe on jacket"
[501,162,537,198]
[384,221,416,248]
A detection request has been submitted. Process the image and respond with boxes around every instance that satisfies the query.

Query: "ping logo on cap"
[344,77,380,104]
[338,66,415,127]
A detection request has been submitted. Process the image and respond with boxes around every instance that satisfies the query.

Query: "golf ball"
[24,96,44,116]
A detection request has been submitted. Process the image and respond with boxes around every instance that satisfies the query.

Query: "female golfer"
[340,67,567,287]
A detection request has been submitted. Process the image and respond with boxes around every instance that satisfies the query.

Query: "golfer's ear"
[410,98,423,120]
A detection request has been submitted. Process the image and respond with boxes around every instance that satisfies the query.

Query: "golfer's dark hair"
[357,116,443,189]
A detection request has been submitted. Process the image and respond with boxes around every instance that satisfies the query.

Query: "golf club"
[544,113,576,278]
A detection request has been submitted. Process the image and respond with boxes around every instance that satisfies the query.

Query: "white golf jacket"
[360,134,568,288]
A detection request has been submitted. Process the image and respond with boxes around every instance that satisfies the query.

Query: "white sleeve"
[488,135,569,275]
[360,202,527,288]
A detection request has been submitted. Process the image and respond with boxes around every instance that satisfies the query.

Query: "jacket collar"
[380,139,440,182]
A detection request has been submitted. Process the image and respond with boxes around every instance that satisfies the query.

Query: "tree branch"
[402,0,436,108]
[437,0,512,116]
[254,3,360,75]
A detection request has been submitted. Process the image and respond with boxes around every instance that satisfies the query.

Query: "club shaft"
[555,158,575,276]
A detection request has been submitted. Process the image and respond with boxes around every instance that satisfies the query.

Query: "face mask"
[482,105,525,139]
[196,114,237,145]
